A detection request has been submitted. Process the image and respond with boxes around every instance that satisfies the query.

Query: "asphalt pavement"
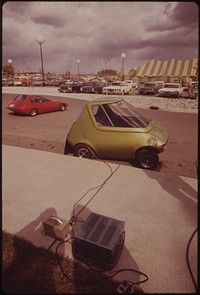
[2,87,198,293]
[2,85,198,112]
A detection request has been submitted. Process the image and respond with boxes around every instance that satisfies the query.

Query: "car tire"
[59,104,66,111]
[30,109,37,116]
[74,144,96,159]
[135,149,159,170]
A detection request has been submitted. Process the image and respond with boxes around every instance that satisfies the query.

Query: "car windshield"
[31,96,49,103]
[13,95,27,101]
[191,86,198,92]
[92,99,151,128]
[112,82,125,86]
[164,84,180,88]
[144,83,155,87]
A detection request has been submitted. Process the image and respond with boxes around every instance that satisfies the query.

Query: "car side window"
[31,97,40,103]
[92,105,112,127]
[40,97,49,102]
[13,95,27,101]
[31,96,49,103]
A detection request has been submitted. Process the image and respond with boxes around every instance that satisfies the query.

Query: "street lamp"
[36,35,45,86]
[77,59,80,77]
[121,53,126,81]
[8,59,13,85]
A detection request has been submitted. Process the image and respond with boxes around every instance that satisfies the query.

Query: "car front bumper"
[159,91,180,97]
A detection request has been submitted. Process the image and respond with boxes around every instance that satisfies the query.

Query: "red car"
[5,94,68,116]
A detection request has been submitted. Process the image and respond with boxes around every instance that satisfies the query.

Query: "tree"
[2,64,15,76]
[128,67,137,79]
[97,69,117,76]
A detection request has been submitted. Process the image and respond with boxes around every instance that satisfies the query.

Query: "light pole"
[77,59,80,77]
[8,59,14,85]
[36,35,45,86]
[121,53,126,81]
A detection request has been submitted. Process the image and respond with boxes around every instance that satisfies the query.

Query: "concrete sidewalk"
[2,144,197,293]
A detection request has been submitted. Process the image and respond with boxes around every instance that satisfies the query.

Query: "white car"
[124,80,137,88]
[158,83,183,98]
[102,81,132,95]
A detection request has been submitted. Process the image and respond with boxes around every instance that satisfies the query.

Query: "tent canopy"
[136,58,198,78]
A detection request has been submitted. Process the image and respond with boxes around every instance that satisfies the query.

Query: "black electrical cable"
[55,237,74,282]
[53,118,122,285]
[68,108,120,227]
[69,161,120,227]
[49,214,196,293]
[55,237,148,289]
[50,104,149,290]
[43,139,197,294]
[186,227,197,291]
[108,268,149,285]
[55,237,107,286]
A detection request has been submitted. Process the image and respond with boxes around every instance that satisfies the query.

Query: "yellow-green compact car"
[64,98,169,170]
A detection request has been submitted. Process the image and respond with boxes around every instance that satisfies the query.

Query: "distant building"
[134,58,198,84]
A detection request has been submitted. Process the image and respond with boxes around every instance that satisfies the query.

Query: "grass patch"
[2,230,119,294]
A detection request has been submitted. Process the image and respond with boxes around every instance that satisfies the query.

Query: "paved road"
[2,93,198,178]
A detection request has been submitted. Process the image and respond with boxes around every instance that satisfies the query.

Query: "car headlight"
[147,137,157,147]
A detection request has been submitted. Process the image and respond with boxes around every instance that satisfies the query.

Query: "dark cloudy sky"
[2,1,198,75]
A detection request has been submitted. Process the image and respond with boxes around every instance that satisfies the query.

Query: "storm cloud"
[2,1,198,74]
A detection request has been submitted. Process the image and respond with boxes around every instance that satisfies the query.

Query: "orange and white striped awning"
[136,58,198,77]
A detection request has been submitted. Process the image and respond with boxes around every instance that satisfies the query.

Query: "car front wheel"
[30,109,37,116]
[74,144,96,159]
[135,149,159,170]
[59,104,66,111]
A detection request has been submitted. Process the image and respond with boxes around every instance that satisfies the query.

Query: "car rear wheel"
[74,144,96,159]
[30,109,37,116]
[135,149,159,170]
[59,104,66,111]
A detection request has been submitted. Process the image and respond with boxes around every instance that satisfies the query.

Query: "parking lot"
[2,88,198,178]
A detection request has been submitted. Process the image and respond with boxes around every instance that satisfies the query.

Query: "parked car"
[58,82,82,93]
[64,98,168,170]
[51,79,63,86]
[124,80,137,88]
[58,82,72,93]
[155,81,164,88]
[189,84,198,99]
[2,79,14,86]
[136,81,146,91]
[5,94,68,116]
[21,79,32,86]
[158,83,183,98]
[45,79,53,86]
[80,83,104,94]
[102,81,132,95]
[189,81,198,88]
[31,80,46,86]
[138,82,162,95]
